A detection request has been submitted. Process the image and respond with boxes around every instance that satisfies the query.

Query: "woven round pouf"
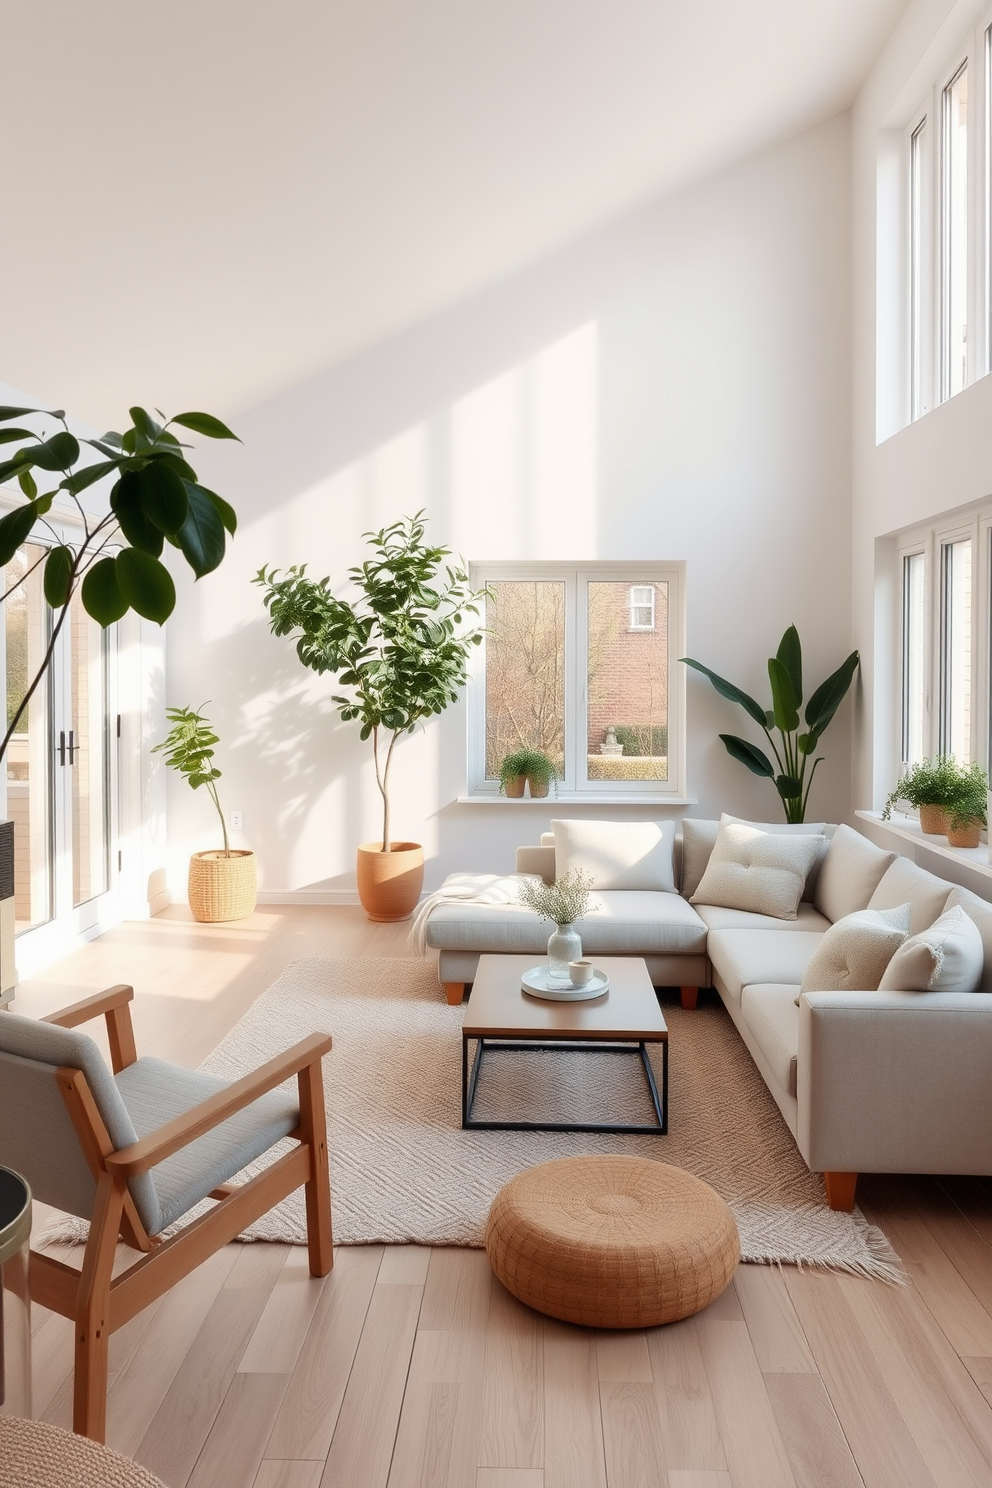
[485,1156,740,1329]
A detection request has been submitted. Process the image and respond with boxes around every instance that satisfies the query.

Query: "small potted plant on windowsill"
[882,755,967,835]
[499,749,560,799]
[153,704,256,922]
[946,762,989,848]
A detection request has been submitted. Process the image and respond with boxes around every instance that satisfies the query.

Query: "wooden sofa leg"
[680,986,699,1010]
[824,1172,858,1212]
[444,982,465,1005]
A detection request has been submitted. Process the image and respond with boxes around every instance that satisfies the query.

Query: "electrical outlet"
[231,810,243,832]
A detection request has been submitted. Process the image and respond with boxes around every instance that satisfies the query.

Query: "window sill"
[856,810,992,880]
[457,794,698,807]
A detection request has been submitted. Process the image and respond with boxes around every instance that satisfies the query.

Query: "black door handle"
[58,730,66,766]
[68,729,77,765]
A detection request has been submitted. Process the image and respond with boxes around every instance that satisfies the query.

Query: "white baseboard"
[255,890,363,906]
[148,889,173,916]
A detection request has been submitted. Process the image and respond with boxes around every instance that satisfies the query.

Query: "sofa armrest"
[797,990,992,1175]
[516,846,555,883]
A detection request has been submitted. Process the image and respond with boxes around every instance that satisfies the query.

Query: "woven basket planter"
[188,850,257,922]
[918,804,951,834]
[947,818,982,848]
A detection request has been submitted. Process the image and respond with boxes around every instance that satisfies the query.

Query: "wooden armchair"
[0,985,332,1443]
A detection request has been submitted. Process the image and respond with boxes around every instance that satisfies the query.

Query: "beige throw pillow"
[690,821,824,920]
[944,887,992,991]
[680,816,826,898]
[813,824,895,924]
[799,904,911,995]
[878,905,984,993]
[552,819,676,893]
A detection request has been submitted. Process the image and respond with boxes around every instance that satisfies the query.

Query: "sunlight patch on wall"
[450,323,598,558]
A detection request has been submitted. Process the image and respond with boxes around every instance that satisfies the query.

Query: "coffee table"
[461,954,668,1134]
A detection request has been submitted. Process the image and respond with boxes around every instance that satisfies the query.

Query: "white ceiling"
[1,0,908,426]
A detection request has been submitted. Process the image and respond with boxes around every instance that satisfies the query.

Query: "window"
[468,562,685,798]
[910,118,930,419]
[628,585,655,630]
[901,549,926,765]
[939,534,974,761]
[942,62,970,400]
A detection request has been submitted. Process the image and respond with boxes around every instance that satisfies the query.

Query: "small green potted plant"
[153,704,256,922]
[499,748,559,799]
[946,761,989,848]
[882,755,967,835]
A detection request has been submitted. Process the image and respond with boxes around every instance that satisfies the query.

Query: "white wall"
[166,114,855,898]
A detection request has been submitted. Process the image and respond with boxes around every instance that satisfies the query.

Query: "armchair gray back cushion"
[0,1011,161,1231]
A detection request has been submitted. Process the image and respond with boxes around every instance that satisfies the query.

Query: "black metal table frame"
[461,1033,668,1134]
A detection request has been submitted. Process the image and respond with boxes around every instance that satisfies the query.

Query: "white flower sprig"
[517,869,595,927]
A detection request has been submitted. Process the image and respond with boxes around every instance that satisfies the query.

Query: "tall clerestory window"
[942,61,969,401]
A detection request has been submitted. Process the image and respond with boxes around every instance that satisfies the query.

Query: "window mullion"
[564,571,581,794]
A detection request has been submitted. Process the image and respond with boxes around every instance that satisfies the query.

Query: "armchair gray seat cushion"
[115,1058,299,1232]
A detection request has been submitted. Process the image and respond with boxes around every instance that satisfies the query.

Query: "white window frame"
[466,560,686,802]
[935,516,979,762]
[897,535,930,764]
[628,584,655,631]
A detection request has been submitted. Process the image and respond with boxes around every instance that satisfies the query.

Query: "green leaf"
[43,546,74,607]
[129,406,163,441]
[0,502,39,565]
[17,469,37,499]
[81,557,128,627]
[60,458,124,495]
[171,411,240,441]
[768,657,800,732]
[200,485,237,535]
[804,650,860,737]
[776,774,803,799]
[719,734,776,777]
[797,731,819,755]
[111,471,165,557]
[680,658,768,728]
[0,428,36,445]
[137,459,189,536]
[27,431,79,471]
[177,483,226,577]
[776,625,803,705]
[0,406,42,421]
[114,548,176,623]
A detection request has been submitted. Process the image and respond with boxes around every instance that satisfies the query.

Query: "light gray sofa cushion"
[693,902,831,933]
[878,905,984,994]
[814,824,895,924]
[945,887,992,992]
[707,929,825,1006]
[741,984,800,1097]
[680,817,827,899]
[867,857,954,934]
[426,886,708,956]
[552,818,677,892]
[690,821,823,921]
[115,1057,300,1233]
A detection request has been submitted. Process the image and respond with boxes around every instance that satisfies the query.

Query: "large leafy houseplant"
[256,512,488,855]
[681,626,859,823]
[0,403,238,763]
[153,705,233,854]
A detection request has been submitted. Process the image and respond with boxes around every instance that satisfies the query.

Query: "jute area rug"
[195,956,899,1279]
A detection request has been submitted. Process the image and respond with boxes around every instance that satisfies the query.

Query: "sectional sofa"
[423,818,992,1211]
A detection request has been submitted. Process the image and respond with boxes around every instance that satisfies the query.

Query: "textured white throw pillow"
[680,816,825,898]
[800,903,911,994]
[552,819,677,893]
[813,824,895,924]
[878,905,984,993]
[689,821,824,920]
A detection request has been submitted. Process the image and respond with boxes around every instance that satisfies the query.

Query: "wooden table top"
[463,955,668,1041]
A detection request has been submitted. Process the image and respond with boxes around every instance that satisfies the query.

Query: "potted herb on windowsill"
[499,749,560,799]
[153,705,256,921]
[882,756,967,835]
[257,512,488,921]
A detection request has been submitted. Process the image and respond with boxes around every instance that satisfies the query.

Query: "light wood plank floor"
[13,903,992,1488]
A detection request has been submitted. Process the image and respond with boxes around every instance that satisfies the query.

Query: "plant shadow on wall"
[681,626,859,823]
[256,512,488,921]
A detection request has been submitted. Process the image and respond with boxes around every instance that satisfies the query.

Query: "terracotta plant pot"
[503,775,526,798]
[918,804,951,835]
[357,841,425,921]
[526,775,550,799]
[188,849,257,922]
[947,818,982,848]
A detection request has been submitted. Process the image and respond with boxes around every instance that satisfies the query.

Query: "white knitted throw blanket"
[408,871,531,955]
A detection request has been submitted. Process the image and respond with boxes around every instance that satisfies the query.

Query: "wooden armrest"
[43,985,137,1073]
[105,1032,332,1177]
[42,984,134,1029]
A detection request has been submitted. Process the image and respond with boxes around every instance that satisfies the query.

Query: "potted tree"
[882,756,968,835]
[499,748,560,799]
[153,705,256,921]
[257,512,487,921]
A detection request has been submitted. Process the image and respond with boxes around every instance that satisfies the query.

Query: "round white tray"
[521,965,610,1001]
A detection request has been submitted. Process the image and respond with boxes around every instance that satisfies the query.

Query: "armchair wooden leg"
[74,1173,125,1441]
[444,982,465,1005]
[680,987,699,1010]
[824,1171,858,1212]
[299,1059,333,1278]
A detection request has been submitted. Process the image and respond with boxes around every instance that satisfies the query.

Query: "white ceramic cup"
[569,959,594,986]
